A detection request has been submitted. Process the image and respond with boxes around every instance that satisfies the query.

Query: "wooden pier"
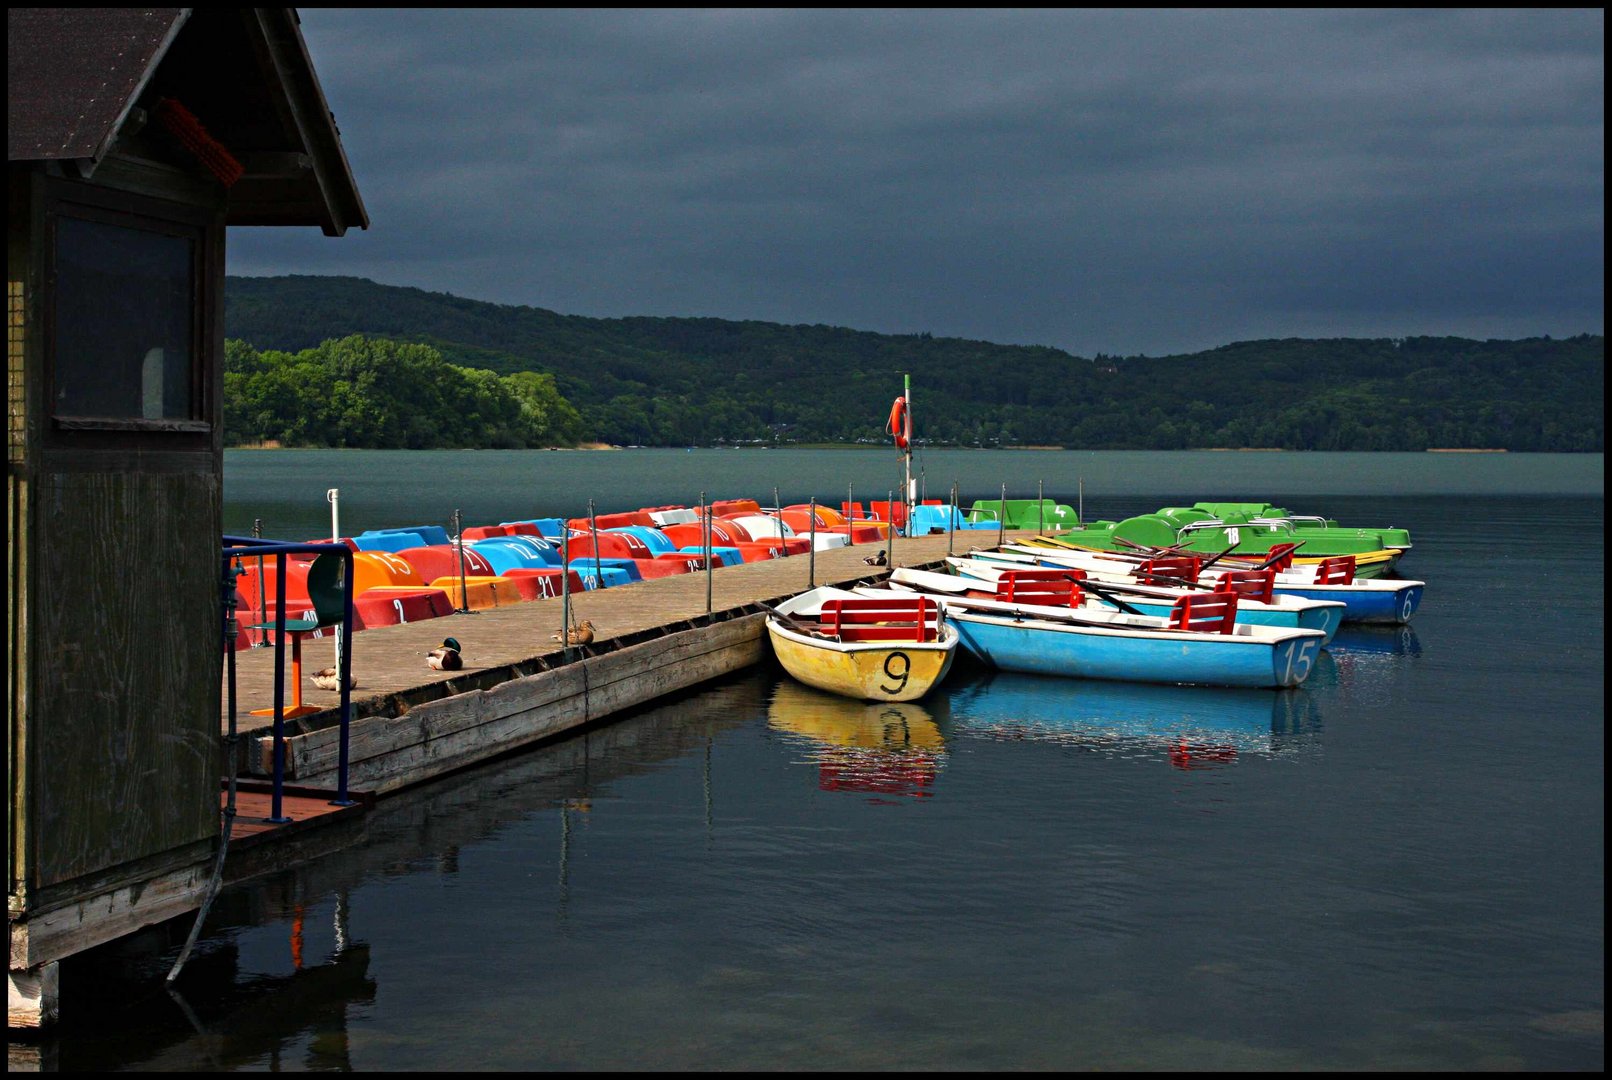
[224,531,1030,799]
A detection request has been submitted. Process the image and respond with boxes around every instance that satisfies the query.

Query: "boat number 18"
[881,652,911,695]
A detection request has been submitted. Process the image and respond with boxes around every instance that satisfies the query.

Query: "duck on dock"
[427,637,463,671]
[552,619,595,646]
[311,667,356,691]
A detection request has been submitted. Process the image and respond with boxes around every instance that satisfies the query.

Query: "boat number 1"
[881,652,911,695]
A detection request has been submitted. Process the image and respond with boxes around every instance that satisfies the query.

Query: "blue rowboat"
[875,570,1327,689]
[947,553,1347,643]
[995,544,1426,625]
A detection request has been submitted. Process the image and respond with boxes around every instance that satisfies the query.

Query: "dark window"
[43,185,215,441]
[52,215,196,422]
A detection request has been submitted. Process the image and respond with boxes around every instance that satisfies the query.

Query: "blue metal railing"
[221,537,356,819]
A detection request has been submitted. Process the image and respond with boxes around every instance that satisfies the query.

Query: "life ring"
[886,396,911,449]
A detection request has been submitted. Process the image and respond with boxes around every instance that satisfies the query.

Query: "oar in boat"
[756,600,838,640]
[1195,544,1239,575]
[1071,576,1148,616]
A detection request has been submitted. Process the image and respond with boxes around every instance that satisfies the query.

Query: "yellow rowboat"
[764,586,959,702]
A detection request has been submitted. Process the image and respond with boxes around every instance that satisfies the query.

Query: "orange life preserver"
[886,396,911,449]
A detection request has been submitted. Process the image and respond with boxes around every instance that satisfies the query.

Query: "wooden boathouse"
[7,7,366,1026]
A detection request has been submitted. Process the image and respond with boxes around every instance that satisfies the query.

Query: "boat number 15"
[1279,640,1316,685]
[881,652,911,695]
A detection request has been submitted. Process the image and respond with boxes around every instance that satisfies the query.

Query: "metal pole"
[453,509,472,614]
[997,482,1007,549]
[702,491,713,614]
[903,372,913,535]
[948,481,957,556]
[808,497,817,587]
[845,483,854,547]
[588,499,601,587]
[560,529,572,662]
[773,486,786,556]
[1079,478,1084,526]
[252,518,267,646]
[887,489,896,569]
[1038,479,1045,536]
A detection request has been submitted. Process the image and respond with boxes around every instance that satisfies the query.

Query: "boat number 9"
[1279,641,1315,685]
[881,652,911,695]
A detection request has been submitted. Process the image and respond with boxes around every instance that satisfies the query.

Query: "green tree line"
[225,275,1604,451]
[224,335,583,448]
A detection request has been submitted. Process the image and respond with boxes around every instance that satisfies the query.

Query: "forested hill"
[225,275,1604,451]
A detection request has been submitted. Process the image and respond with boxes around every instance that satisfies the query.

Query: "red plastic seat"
[1170,592,1239,634]
[1314,556,1356,584]
[1216,568,1276,604]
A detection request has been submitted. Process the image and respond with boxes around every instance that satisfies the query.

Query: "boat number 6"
[881,652,911,695]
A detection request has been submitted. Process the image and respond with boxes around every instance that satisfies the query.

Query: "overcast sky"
[227,8,1604,357]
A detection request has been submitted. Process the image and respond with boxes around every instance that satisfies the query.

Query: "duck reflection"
[768,679,948,799]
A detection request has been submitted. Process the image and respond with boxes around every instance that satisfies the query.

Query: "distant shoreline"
[227,442,1536,453]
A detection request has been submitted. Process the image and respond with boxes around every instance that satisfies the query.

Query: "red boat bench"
[818,596,941,642]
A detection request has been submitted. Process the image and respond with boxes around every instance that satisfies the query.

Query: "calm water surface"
[18,453,1605,1070]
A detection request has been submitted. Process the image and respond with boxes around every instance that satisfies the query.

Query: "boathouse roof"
[7,7,367,235]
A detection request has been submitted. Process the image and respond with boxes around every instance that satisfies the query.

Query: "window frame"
[41,179,220,448]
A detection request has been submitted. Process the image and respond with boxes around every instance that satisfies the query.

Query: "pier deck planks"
[223,530,1033,740]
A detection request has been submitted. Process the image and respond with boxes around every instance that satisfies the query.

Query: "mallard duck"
[426,637,463,671]
[311,667,356,692]
[863,549,887,566]
[551,619,595,646]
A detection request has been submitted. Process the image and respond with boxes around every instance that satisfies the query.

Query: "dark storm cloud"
[230,8,1604,356]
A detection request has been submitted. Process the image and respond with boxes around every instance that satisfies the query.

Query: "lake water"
[18,452,1606,1070]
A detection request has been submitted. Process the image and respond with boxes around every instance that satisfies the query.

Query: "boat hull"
[767,622,957,702]
[1268,581,1424,624]
[947,611,1325,689]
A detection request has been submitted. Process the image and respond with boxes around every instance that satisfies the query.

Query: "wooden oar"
[1072,577,1148,616]
[756,600,838,640]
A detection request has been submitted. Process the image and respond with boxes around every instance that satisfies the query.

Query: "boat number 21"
[880,652,911,694]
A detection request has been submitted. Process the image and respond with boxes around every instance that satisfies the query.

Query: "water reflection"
[1303,625,1422,703]
[1329,623,1423,657]
[42,885,374,1072]
[943,670,1322,767]
[37,688,759,1071]
[768,679,950,800]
